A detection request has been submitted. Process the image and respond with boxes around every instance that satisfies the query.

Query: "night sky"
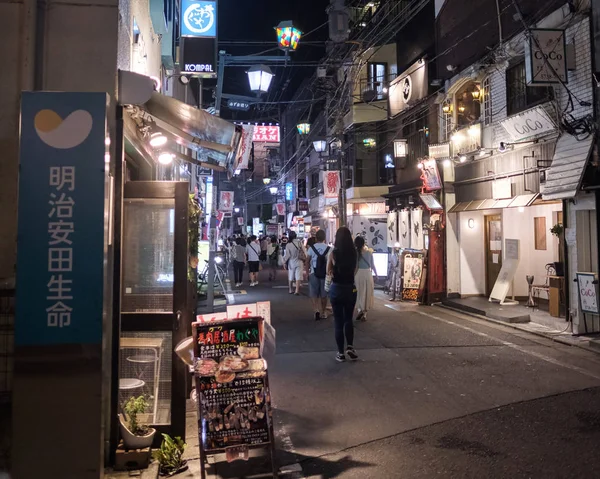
[214,0,329,121]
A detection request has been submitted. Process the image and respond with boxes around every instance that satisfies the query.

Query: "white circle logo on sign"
[402,76,412,105]
[183,3,215,35]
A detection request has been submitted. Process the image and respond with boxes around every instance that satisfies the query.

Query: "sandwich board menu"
[193,317,277,479]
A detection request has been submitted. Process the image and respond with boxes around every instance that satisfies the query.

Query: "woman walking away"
[267,235,280,281]
[232,237,247,287]
[327,227,358,362]
[354,236,377,321]
[283,231,305,295]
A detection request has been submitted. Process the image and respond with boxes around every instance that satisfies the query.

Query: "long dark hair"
[334,227,355,255]
[354,235,365,264]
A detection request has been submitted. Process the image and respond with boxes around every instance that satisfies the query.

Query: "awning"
[541,133,594,200]
[447,193,539,213]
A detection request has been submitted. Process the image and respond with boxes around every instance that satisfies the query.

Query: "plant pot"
[118,414,156,450]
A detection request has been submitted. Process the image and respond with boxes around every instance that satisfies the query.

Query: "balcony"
[344,74,394,129]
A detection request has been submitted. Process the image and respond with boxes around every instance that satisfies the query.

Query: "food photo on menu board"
[193,319,271,451]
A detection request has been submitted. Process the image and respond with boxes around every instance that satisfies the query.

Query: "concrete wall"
[458,210,486,295]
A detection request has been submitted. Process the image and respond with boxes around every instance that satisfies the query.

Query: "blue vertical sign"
[16,92,108,346]
[181,0,217,37]
[285,182,294,201]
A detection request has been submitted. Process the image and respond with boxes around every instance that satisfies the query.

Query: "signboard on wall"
[285,182,294,201]
[500,106,556,142]
[389,59,428,118]
[253,125,280,143]
[16,92,108,345]
[182,37,217,77]
[235,125,254,170]
[576,272,599,314]
[428,143,450,159]
[525,29,567,85]
[324,171,340,198]
[451,124,481,156]
[219,191,234,212]
[181,0,217,37]
[421,159,442,191]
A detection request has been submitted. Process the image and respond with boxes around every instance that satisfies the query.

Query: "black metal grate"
[0,289,14,403]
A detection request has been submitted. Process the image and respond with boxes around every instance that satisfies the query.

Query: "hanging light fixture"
[296,122,311,135]
[442,101,452,114]
[313,139,327,153]
[458,104,466,113]
[149,132,167,147]
[276,21,302,52]
[471,87,482,101]
[247,65,274,94]
[263,177,272,185]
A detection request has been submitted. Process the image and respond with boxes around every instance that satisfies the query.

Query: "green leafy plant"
[152,434,187,476]
[123,395,150,436]
[188,194,202,282]
[550,223,564,238]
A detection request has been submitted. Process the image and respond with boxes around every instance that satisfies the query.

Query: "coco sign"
[500,106,556,142]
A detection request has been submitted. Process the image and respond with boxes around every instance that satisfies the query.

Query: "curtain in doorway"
[398,210,410,249]
[411,208,424,250]
[387,211,398,248]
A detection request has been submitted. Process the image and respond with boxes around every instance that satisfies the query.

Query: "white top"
[283,239,304,266]
[306,243,331,274]
[246,242,261,262]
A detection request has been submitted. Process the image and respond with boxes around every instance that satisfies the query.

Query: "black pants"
[329,283,357,354]
[233,261,245,284]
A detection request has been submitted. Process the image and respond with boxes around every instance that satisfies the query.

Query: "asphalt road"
[191,270,600,479]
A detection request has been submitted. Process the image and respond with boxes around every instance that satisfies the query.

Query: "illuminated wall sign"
[389,59,428,117]
[181,0,217,37]
[285,182,294,201]
[428,143,450,159]
[500,106,555,142]
[450,124,481,156]
[182,37,217,77]
[525,29,567,85]
[227,100,250,111]
[253,125,280,143]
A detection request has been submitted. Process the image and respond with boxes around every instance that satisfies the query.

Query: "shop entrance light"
[247,65,274,94]
[149,132,167,147]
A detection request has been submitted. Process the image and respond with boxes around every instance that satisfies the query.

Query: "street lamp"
[234,207,240,213]
[296,122,311,135]
[263,177,272,185]
[276,21,302,52]
[247,65,274,94]
[313,139,327,153]
[269,186,279,195]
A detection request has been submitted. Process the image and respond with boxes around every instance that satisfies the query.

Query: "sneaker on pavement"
[335,352,346,363]
[314,311,320,321]
[346,347,358,361]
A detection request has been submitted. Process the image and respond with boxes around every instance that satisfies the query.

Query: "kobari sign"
[16,92,108,345]
[525,29,567,85]
[182,37,217,78]
[181,0,217,37]
[500,106,556,142]
[388,59,428,118]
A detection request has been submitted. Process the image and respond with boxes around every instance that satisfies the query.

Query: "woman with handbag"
[354,235,377,321]
[326,226,358,362]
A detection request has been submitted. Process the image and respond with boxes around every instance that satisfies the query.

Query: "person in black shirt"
[327,226,358,362]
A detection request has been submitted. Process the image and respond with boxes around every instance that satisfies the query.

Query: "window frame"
[367,62,388,100]
[506,61,554,116]
[483,76,492,126]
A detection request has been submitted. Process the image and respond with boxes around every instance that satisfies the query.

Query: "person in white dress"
[354,235,377,321]
[283,231,305,295]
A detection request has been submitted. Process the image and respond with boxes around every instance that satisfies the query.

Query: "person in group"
[306,230,331,321]
[306,236,316,251]
[354,235,377,321]
[267,235,280,281]
[260,236,269,262]
[246,235,261,287]
[327,226,358,362]
[283,231,305,295]
[280,233,289,255]
[232,237,247,287]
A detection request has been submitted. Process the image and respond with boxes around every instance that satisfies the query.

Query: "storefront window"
[455,81,481,128]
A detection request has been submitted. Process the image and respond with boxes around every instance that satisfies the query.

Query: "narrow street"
[187,269,600,479]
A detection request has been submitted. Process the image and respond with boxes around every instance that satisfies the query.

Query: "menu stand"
[192,317,277,479]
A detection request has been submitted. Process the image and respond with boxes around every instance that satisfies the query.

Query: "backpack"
[269,244,279,260]
[291,241,307,262]
[311,245,330,279]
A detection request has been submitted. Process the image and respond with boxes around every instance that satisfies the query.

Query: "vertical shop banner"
[275,203,286,216]
[398,210,410,249]
[236,125,254,169]
[387,211,398,248]
[324,171,340,198]
[410,208,424,250]
[219,190,234,212]
[237,216,245,226]
[16,92,108,345]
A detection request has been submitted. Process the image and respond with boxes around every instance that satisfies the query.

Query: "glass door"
[118,181,190,443]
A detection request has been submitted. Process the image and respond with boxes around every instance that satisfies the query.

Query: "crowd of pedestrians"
[222,226,379,363]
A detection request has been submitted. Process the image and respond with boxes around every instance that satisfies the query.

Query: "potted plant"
[152,434,188,476]
[119,395,156,450]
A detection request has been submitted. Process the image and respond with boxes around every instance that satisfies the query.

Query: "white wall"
[503,203,562,297]
[458,210,486,295]
[446,194,461,295]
